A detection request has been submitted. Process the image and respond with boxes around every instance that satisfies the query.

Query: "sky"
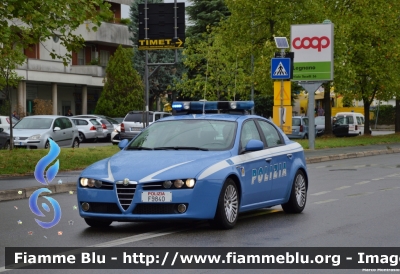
[121,1,190,19]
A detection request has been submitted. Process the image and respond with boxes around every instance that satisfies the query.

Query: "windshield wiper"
[126,146,153,150]
[153,146,208,151]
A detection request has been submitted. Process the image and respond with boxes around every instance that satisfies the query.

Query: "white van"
[333,112,365,137]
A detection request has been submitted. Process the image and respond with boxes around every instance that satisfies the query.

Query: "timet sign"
[290,24,334,81]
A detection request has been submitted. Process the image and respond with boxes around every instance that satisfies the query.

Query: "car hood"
[80,150,233,183]
[12,129,51,137]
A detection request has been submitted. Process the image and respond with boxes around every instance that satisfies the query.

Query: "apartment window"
[77,49,85,65]
[99,50,110,66]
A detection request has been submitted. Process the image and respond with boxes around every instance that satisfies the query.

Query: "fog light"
[94,180,102,188]
[81,202,90,211]
[174,179,184,188]
[185,179,195,188]
[177,204,187,213]
[87,179,95,187]
[163,180,172,189]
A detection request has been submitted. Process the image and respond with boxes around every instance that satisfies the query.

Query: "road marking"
[347,192,373,197]
[316,166,326,169]
[335,186,351,190]
[385,174,399,177]
[314,199,338,204]
[372,178,385,181]
[311,191,331,196]
[380,187,400,192]
[91,228,188,247]
[354,165,365,168]
[355,181,370,185]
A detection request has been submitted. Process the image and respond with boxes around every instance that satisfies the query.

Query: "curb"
[0,182,76,202]
[1,147,400,202]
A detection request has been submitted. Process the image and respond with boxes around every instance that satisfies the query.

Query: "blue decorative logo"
[29,139,62,229]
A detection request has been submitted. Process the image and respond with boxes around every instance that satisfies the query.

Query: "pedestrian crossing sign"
[271,58,291,79]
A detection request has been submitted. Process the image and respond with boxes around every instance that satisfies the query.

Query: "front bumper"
[77,180,222,221]
[13,139,45,149]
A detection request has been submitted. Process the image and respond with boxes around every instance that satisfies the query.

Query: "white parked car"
[71,117,103,143]
[12,115,80,149]
[0,115,19,131]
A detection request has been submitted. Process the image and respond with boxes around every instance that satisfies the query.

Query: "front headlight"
[28,134,41,140]
[162,179,196,189]
[80,178,102,188]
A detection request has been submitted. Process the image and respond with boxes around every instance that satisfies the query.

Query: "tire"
[209,178,239,229]
[281,170,307,213]
[84,218,112,228]
[44,140,50,149]
[72,138,80,148]
[78,132,86,143]
[4,141,10,150]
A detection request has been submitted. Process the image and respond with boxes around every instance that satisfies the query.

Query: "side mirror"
[245,139,264,152]
[53,127,61,131]
[118,139,129,150]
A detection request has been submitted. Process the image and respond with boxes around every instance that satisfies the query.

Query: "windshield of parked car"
[128,120,237,151]
[14,118,53,129]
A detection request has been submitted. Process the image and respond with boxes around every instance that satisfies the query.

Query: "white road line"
[347,192,374,197]
[311,191,331,196]
[372,178,385,181]
[314,199,338,204]
[354,165,366,168]
[316,166,326,169]
[385,174,399,177]
[335,186,351,190]
[355,181,370,185]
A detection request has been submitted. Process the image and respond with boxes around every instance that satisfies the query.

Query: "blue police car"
[77,101,308,229]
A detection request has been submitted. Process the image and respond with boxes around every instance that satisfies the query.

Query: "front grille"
[142,182,163,190]
[116,182,137,210]
[14,137,28,140]
[132,203,188,214]
[86,202,121,214]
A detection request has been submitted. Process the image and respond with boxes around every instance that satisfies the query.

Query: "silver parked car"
[12,115,80,149]
[286,116,317,139]
[120,111,172,140]
[71,117,103,143]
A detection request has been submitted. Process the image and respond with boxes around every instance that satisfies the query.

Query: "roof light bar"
[172,101,254,115]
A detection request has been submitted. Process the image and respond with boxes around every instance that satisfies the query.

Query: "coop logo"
[292,36,330,52]
[29,139,62,229]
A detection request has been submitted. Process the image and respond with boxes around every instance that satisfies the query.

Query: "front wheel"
[72,138,80,148]
[209,178,239,229]
[4,141,10,150]
[84,218,112,228]
[281,170,307,213]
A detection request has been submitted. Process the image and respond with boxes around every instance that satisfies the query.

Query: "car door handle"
[287,154,293,159]
[265,158,272,162]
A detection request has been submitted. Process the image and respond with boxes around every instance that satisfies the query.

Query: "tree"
[0,0,113,65]
[129,0,185,110]
[326,0,400,135]
[0,45,26,150]
[94,45,144,117]
[186,0,231,42]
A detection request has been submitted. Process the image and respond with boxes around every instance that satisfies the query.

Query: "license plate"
[14,142,22,146]
[141,191,172,202]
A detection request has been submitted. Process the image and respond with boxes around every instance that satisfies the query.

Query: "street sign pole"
[280,49,285,130]
[301,82,324,150]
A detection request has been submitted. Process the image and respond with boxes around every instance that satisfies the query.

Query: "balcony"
[17,59,70,73]
[75,22,133,47]
[70,65,105,77]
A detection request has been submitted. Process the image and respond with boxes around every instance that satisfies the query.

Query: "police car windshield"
[128,120,237,151]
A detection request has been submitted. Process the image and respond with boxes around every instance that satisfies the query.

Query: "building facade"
[1,0,133,117]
